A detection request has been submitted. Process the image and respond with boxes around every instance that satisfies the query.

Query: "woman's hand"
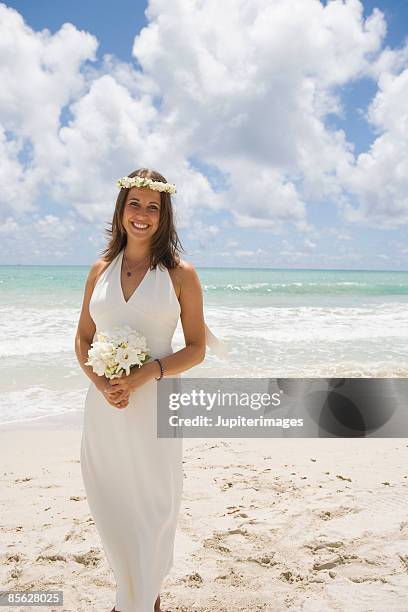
[95,376,130,409]
[108,361,158,396]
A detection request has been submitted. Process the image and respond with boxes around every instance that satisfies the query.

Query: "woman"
[75,168,206,611]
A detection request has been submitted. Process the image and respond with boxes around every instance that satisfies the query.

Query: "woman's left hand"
[108,362,155,394]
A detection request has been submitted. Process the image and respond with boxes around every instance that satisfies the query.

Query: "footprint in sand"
[398,554,408,572]
[349,575,388,583]
[9,567,23,579]
[246,553,277,568]
[215,568,246,586]
[313,555,345,570]
[226,505,244,514]
[2,553,24,564]
[279,570,306,583]
[314,505,362,521]
[64,525,86,542]
[180,571,203,587]
[202,527,249,555]
[306,540,344,552]
[36,552,67,563]
[312,551,385,581]
[72,548,103,567]
[202,535,231,554]
[64,517,93,542]
[35,547,102,567]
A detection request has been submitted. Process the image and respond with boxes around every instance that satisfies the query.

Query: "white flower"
[116,175,177,194]
[116,346,145,375]
[108,325,133,346]
[86,325,151,380]
[89,357,106,376]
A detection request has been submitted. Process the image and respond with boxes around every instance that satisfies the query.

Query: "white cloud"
[55,74,160,218]
[35,213,76,240]
[234,248,267,258]
[235,250,256,257]
[132,0,387,225]
[0,0,407,267]
[341,59,408,227]
[304,239,316,251]
[0,215,18,234]
[0,126,34,213]
[0,4,98,214]
[181,220,220,253]
[0,210,80,262]
[328,228,353,241]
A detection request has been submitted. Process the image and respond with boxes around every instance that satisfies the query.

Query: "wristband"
[154,358,164,381]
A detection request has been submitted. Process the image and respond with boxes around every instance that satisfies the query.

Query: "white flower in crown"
[116,175,177,194]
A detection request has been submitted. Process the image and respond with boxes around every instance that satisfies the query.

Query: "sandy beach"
[1,413,408,612]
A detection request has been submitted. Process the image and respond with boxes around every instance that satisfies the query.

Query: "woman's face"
[122,186,161,241]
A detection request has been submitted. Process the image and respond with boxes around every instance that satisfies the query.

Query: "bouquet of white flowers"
[85,325,150,379]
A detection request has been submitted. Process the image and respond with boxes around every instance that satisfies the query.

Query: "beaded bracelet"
[154,358,164,381]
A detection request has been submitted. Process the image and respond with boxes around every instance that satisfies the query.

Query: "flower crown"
[116,175,177,194]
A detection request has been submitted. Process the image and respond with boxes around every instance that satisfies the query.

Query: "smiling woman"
[74,167,211,612]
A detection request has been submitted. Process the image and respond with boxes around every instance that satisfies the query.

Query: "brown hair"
[100,168,184,269]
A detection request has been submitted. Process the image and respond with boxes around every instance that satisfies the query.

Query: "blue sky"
[1,0,408,269]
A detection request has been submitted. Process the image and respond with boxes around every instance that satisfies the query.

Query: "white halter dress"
[80,249,184,611]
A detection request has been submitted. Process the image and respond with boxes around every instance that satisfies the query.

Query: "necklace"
[123,251,150,277]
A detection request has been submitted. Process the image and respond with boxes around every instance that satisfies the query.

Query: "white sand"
[1,413,408,611]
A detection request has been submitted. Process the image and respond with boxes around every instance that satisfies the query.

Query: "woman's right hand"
[95,376,130,409]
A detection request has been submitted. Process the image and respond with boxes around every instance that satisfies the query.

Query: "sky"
[0,0,408,269]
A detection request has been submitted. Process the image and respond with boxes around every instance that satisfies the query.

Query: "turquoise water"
[1,265,408,424]
[2,265,408,303]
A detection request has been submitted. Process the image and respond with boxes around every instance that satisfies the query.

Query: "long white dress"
[80,248,183,611]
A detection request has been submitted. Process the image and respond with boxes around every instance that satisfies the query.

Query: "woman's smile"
[130,220,150,232]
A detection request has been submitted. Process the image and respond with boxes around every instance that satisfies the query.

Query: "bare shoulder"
[168,259,201,300]
[88,258,111,286]
[176,259,199,275]
[170,259,200,282]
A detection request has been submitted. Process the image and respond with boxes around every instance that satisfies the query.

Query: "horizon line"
[1,264,408,273]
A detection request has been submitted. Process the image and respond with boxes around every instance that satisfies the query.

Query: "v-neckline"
[118,249,151,305]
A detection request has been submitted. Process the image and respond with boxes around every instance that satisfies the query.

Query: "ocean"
[1,265,407,425]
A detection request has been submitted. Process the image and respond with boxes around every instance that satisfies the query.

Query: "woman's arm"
[74,261,104,388]
[74,261,128,405]
[110,261,206,392]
